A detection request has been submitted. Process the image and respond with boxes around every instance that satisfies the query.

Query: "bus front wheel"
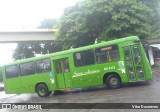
[106,74,121,89]
[36,83,52,97]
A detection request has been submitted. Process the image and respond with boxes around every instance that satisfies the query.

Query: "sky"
[0,0,80,66]
[0,0,80,30]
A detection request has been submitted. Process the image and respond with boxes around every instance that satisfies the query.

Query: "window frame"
[36,58,51,74]
[5,64,20,79]
[95,44,120,64]
[54,59,63,74]
[63,58,70,73]
[73,49,95,67]
[20,61,36,76]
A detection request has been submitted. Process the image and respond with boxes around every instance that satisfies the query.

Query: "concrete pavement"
[152,67,160,74]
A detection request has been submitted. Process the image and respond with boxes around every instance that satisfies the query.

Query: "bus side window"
[133,46,141,65]
[124,47,132,64]
[55,60,62,74]
[5,65,19,78]
[20,61,36,76]
[64,58,70,72]
[74,50,95,67]
[36,58,51,73]
[95,45,119,63]
[109,46,120,61]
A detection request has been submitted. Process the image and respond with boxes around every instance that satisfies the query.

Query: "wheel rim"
[110,77,118,86]
[38,87,45,96]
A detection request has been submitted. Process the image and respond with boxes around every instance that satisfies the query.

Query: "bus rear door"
[124,45,145,81]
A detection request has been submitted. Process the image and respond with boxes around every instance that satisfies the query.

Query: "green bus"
[2,36,152,97]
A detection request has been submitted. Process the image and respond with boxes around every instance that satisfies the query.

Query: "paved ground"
[0,71,160,112]
[152,67,160,73]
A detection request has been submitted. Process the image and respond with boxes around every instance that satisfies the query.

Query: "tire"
[36,83,52,97]
[106,74,121,89]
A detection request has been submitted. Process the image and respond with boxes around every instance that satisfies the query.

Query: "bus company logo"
[2,104,12,109]
[73,69,100,77]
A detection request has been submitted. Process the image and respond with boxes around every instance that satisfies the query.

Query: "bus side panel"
[100,61,128,84]
[65,57,81,88]
[2,68,21,94]
[3,78,21,94]
[71,65,103,88]
[20,73,50,93]
[70,44,129,88]
[69,54,100,88]
[47,74,57,91]
[36,73,57,91]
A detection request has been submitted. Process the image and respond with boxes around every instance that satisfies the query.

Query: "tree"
[13,43,35,60]
[57,0,153,49]
[13,41,62,60]
[138,0,160,38]
[13,18,61,60]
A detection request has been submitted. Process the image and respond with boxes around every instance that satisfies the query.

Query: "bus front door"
[124,45,145,81]
[53,58,72,89]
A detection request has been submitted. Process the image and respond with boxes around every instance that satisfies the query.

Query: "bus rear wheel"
[106,74,121,89]
[36,83,52,97]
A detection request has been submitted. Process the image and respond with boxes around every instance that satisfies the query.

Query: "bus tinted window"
[95,45,119,63]
[133,46,142,65]
[36,59,51,73]
[74,50,95,67]
[55,60,62,74]
[5,65,19,78]
[124,47,132,64]
[20,61,36,76]
[64,58,70,72]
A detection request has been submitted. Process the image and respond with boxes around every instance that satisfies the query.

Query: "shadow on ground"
[52,81,150,96]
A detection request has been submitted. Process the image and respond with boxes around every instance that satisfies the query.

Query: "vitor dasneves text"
[132,104,158,109]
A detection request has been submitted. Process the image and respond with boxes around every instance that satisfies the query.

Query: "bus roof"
[3,36,139,66]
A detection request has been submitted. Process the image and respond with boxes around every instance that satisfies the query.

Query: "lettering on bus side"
[104,66,116,71]
[73,69,100,77]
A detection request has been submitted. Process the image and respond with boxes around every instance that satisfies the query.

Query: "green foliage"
[139,0,160,38]
[13,41,62,60]
[13,43,35,60]
[13,0,159,60]
[57,0,153,49]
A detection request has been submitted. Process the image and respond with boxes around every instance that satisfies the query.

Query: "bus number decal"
[104,66,116,71]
